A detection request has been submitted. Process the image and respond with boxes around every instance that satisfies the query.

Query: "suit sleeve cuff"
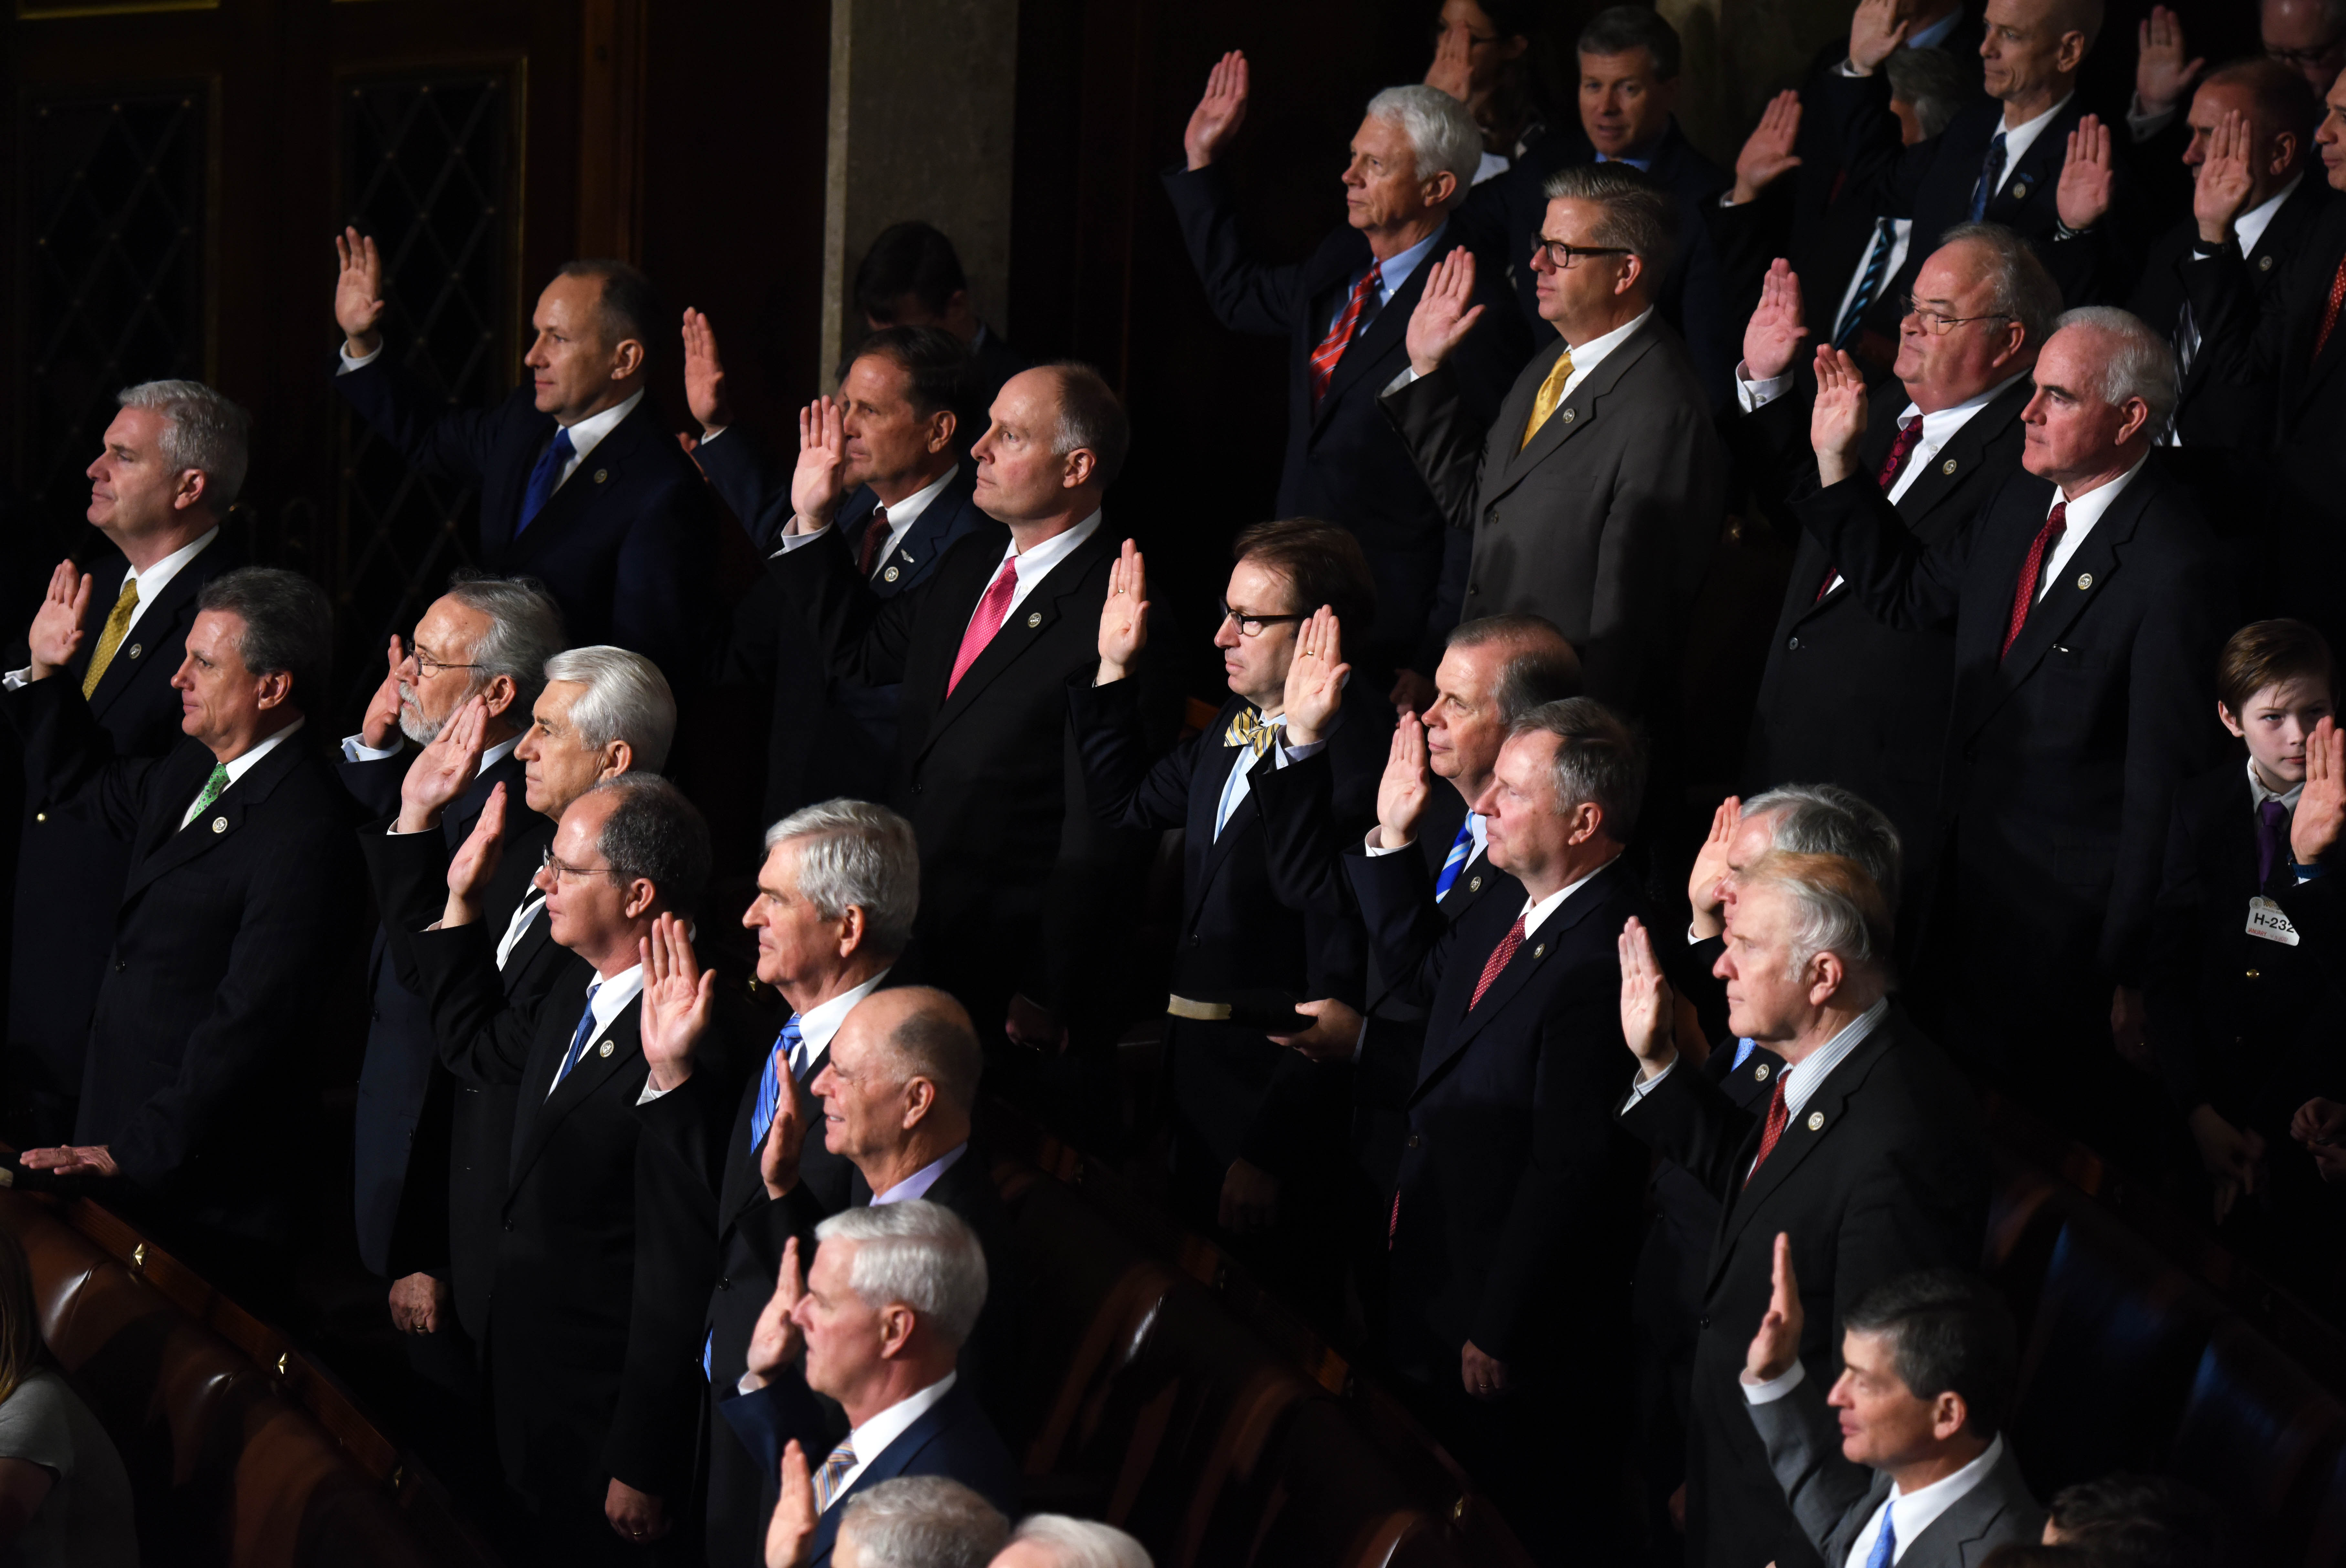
[3,669,28,692]
[1741,1358,1806,1405]
[339,342,384,372]
[342,733,402,762]
[1622,1058,1676,1110]
[770,526,832,559]
[1736,365,1792,413]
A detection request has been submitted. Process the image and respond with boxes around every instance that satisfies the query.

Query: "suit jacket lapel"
[1716,1025,1898,1279]
[1886,380,2029,527]
[884,477,977,582]
[1988,103,2071,216]
[1993,477,2146,690]
[504,400,652,572]
[919,528,1109,751]
[1414,866,1616,1095]
[1185,701,1259,921]
[510,991,642,1191]
[88,549,208,718]
[1313,248,1436,420]
[122,739,302,900]
[1498,325,1658,491]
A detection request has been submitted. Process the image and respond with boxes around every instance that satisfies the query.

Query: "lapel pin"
[884,566,900,582]
[128,644,142,659]
[1753,1062,1770,1081]
[1559,408,1576,424]
[2076,572,2093,590]
[2011,181,2029,202]
[210,817,226,834]
[598,1040,614,1058]
[1468,875,1482,892]
[2260,254,2276,271]
[1941,458,1957,475]
[1532,943,1546,959]
[593,468,609,484]
[1026,611,1042,628]
[1807,1110,1824,1131]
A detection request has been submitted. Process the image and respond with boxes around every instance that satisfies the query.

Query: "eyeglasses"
[1429,22,1503,46]
[2266,38,2343,68]
[406,647,485,679]
[1532,239,1633,270]
[539,845,619,883]
[1902,297,2017,335]
[1219,603,1306,639]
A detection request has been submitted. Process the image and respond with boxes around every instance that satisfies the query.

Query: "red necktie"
[1816,418,1926,602]
[946,559,1020,695]
[2000,501,2067,662]
[1310,262,1383,402]
[855,504,891,578]
[1469,915,1526,1011]
[2318,252,2346,360]
[1743,1077,1791,1189]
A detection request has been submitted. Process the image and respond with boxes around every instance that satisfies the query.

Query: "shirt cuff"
[697,426,726,443]
[2,668,28,692]
[2126,97,2179,144]
[1736,364,1792,414]
[341,733,402,763]
[1382,366,1423,396]
[637,1080,678,1107]
[338,342,384,373]
[1275,739,1326,767]
[1624,1058,1676,1107]
[770,525,832,559]
[1741,1358,1806,1405]
[1365,828,1414,857]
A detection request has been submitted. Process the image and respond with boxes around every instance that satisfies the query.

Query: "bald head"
[812,986,984,1190]
[2266,0,2346,100]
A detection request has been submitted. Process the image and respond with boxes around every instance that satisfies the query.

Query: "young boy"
[2148,619,2334,1236]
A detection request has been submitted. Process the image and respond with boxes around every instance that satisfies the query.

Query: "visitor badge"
[2247,896,2300,946]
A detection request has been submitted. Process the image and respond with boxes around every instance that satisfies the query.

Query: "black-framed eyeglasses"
[1532,239,1633,270]
[1219,603,1306,639]
[540,845,619,883]
[1902,297,2017,335]
[2266,38,2343,68]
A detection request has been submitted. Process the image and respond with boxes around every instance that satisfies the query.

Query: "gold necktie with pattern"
[1518,347,1578,451]
[80,578,139,700]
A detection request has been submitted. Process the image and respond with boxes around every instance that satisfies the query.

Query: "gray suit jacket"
[1381,314,1726,721]
[1748,1372,2045,1568]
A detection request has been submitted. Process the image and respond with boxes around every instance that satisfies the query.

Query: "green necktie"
[186,763,231,825]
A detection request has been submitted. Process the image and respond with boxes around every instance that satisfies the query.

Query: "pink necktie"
[947,559,1020,695]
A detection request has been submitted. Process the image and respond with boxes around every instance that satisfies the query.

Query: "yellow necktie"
[1518,347,1578,451]
[1224,706,1276,757]
[80,579,139,700]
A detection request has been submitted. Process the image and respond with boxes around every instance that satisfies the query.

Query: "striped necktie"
[748,1015,805,1154]
[1434,820,1476,899]
[813,1437,859,1512]
[1968,132,2007,222]
[1310,263,1382,401]
[1834,218,1897,349]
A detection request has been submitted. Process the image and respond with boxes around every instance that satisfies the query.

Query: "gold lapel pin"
[598,1040,614,1058]
[1753,1063,1770,1081]
[593,468,609,484]
[210,817,227,834]
[128,644,142,658]
[1559,408,1576,424]
[1807,1111,1824,1131]
[1026,611,1042,628]
[2011,181,2029,201]
[1532,943,1546,959]
[1941,458,1957,475]
[884,566,900,582]
[2076,572,2093,590]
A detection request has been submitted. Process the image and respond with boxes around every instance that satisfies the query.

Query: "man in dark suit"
[724,1201,1018,1568]
[330,229,715,676]
[2179,65,2346,643]
[1732,228,2055,886]
[4,380,242,1147]
[1166,57,1532,686]
[853,221,1028,409]
[1616,851,1990,1568]
[410,775,728,1559]
[1470,5,1739,406]
[1820,0,2121,310]
[1385,164,1727,728]
[13,567,360,1309]
[682,317,999,813]
[1282,698,1651,1564]
[356,643,677,1352]
[1740,1256,2045,1567]
[762,364,1176,1052]
[1794,311,2230,1127]
[332,576,564,1374]
[1073,520,1387,1307]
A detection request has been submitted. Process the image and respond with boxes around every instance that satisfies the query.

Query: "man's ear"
[902,1075,938,1130]
[253,669,294,712]
[622,876,659,921]
[610,336,648,381]
[877,1303,918,1359]
[172,468,210,514]
[598,740,636,782]
[1061,447,1098,489]
[926,408,958,455]
[482,673,521,719]
[1616,254,1647,297]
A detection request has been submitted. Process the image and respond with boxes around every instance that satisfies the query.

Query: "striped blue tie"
[1434,820,1476,900]
[1968,132,2007,222]
[748,1015,805,1154]
[548,982,601,1095]
[1835,218,1897,349]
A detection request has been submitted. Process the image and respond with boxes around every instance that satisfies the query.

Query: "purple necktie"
[2258,797,2292,891]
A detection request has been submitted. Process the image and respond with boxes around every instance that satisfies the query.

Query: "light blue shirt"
[1595,150,1654,173]
[1905,6,1962,50]
[1326,220,1450,336]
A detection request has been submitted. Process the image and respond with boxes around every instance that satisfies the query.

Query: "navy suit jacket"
[1161,164,1532,671]
[720,1377,1018,1568]
[333,359,716,678]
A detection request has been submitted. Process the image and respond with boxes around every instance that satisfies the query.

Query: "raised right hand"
[25,560,91,679]
[1742,1233,1805,1383]
[360,634,408,750]
[1184,50,1251,170]
[2293,716,2345,866]
[1095,538,1149,682]
[397,692,489,834]
[680,308,734,433]
[1742,258,1809,383]
[1375,712,1432,849]
[1732,91,1803,205]
[1846,0,1911,73]
[1809,345,1870,486]
[639,913,716,1093]
[2193,109,2256,246]
[1405,248,1485,378]
[2135,5,2204,119]
[1425,20,1473,101]
[1617,916,1678,1077]
[787,397,847,535]
[334,226,388,356]
[1688,794,1743,939]
[444,780,508,921]
[765,1442,819,1568]
[745,1238,807,1385]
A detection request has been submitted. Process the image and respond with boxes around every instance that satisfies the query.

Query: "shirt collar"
[1594,149,1654,172]
[1778,996,1890,1118]
[220,716,307,785]
[1370,220,1450,299]
[1995,94,2073,177]
[795,968,894,1059]
[1897,367,2033,442]
[124,526,221,600]
[1563,305,1655,367]
[999,509,1102,579]
[2236,172,2305,258]
[2248,757,2306,811]
[479,733,521,774]
[1519,850,1621,939]
[2054,452,2150,524]
[872,1142,968,1205]
[1883,1433,2006,1532]
[879,463,959,532]
[589,958,648,1009]
[559,387,645,459]
[838,1370,958,1502]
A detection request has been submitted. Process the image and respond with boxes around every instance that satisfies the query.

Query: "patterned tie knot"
[1223,706,1277,756]
[1469,914,1528,1011]
[814,1437,859,1512]
[1878,418,1924,492]
[187,762,232,823]
[1745,1075,1792,1188]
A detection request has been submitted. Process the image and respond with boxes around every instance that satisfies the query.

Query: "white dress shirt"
[971,510,1102,625]
[339,339,639,496]
[852,463,960,569]
[2249,756,2306,814]
[872,1142,968,1205]
[1985,95,2072,202]
[178,718,308,831]
[2036,455,2148,601]
[819,1372,959,1510]
[555,962,646,1099]
[5,527,221,691]
[791,969,893,1078]
[1387,306,1656,400]
[1824,218,1912,344]
[1737,369,2024,510]
[350,728,519,773]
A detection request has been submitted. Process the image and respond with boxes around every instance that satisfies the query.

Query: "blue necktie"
[1836,218,1897,349]
[549,981,602,1095]
[518,426,576,533]
[1434,820,1476,900]
[1968,132,2007,222]
[748,1015,805,1154]
[1866,1498,1897,1568]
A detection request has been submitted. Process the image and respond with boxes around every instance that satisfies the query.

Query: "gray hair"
[1446,613,1583,723]
[814,1200,989,1348]
[117,379,252,510]
[1931,223,2063,348]
[2054,305,2181,440]
[439,572,566,715]
[1509,696,1647,841]
[1742,784,1904,911]
[196,568,332,707]
[837,1477,1008,1568]
[1364,84,1483,209]
[1740,850,1895,981]
[541,645,676,773]
[1885,44,1974,141]
[586,774,711,916]
[764,799,920,955]
[1043,362,1131,489]
[1005,1516,1155,1568]
[1539,163,1680,283]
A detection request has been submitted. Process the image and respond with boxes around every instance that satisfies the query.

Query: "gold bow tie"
[1224,707,1278,756]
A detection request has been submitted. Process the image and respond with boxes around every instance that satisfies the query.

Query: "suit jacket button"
[2246,969,2262,979]
[1483,506,1498,526]
[503,1221,514,1232]
[1188,934,1201,947]
[114,960,127,972]
[1699,1313,1711,1330]
[31,813,42,824]
[1405,1134,1422,1148]
[1787,636,1801,651]
[717,1276,731,1291]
